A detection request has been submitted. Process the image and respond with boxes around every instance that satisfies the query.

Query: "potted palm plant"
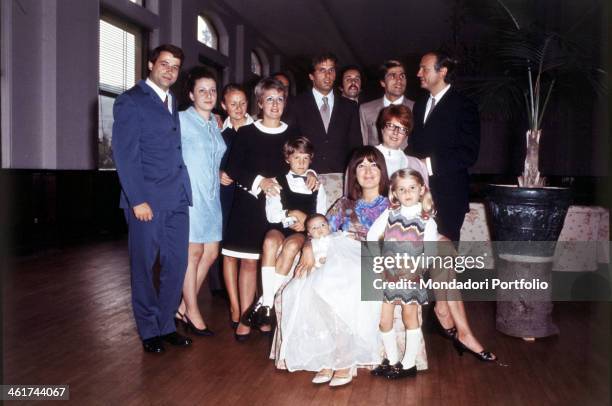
[467,0,606,339]
[467,0,606,252]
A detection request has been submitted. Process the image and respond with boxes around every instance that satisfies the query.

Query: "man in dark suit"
[408,51,480,242]
[112,44,193,353]
[360,60,415,147]
[286,53,362,206]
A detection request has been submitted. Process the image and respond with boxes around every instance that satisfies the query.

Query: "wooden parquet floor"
[2,239,609,406]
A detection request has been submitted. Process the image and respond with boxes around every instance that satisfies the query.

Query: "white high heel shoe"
[329,366,357,387]
[312,369,334,384]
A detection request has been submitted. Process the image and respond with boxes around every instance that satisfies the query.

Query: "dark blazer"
[285,90,362,173]
[112,80,192,212]
[407,87,480,237]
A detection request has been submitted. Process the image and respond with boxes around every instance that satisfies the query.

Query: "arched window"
[197,15,218,50]
[250,51,262,76]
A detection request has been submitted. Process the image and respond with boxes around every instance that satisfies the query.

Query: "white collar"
[430,84,451,103]
[400,202,423,217]
[145,78,170,102]
[376,144,404,157]
[312,87,334,105]
[383,95,404,107]
[288,170,307,177]
[222,114,254,131]
[254,119,288,134]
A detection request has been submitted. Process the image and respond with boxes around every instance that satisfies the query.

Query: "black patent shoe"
[241,298,263,328]
[384,362,416,379]
[142,337,165,354]
[453,338,497,362]
[255,305,274,326]
[370,359,391,377]
[184,315,215,337]
[161,332,192,347]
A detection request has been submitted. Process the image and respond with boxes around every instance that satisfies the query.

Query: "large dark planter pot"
[484,184,572,339]
[485,185,572,256]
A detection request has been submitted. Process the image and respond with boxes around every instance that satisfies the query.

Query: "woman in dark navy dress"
[219,83,254,329]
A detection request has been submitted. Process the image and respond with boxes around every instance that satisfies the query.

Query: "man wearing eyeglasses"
[285,53,362,208]
[112,44,193,354]
[360,60,415,147]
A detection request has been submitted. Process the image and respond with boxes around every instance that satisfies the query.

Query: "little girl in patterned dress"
[366,169,437,379]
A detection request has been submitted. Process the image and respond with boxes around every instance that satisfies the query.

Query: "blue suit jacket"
[112,80,192,211]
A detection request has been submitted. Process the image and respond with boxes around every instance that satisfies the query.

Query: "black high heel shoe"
[229,310,239,330]
[453,338,497,362]
[184,314,215,337]
[234,323,251,342]
[431,311,457,340]
[174,312,188,329]
[441,326,458,340]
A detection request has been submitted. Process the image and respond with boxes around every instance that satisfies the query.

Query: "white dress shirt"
[265,172,328,223]
[312,88,335,113]
[383,95,405,107]
[145,78,172,114]
[424,84,451,123]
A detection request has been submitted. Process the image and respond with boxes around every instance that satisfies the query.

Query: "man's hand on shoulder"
[133,203,154,221]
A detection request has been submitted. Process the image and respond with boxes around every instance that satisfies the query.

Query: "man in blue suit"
[112,44,193,353]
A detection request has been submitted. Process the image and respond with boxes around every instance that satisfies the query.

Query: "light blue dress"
[179,106,226,243]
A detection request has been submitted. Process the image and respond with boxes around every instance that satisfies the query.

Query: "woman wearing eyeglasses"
[222,77,298,341]
[374,105,429,182]
[375,104,497,362]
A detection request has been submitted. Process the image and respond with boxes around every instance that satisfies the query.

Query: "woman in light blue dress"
[176,67,226,336]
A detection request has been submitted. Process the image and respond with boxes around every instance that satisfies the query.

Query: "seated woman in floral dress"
[271,146,393,387]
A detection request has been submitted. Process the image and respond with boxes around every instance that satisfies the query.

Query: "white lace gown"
[271,233,382,371]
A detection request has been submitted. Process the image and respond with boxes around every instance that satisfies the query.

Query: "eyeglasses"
[263,96,285,105]
[384,122,409,135]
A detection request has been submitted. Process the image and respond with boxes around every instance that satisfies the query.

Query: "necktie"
[291,174,307,180]
[424,96,436,123]
[320,96,330,132]
[164,94,170,113]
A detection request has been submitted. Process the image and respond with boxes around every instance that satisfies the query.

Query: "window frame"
[98,13,147,170]
[250,50,263,77]
[197,14,219,51]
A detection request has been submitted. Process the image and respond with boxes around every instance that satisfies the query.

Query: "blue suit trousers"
[125,205,189,340]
